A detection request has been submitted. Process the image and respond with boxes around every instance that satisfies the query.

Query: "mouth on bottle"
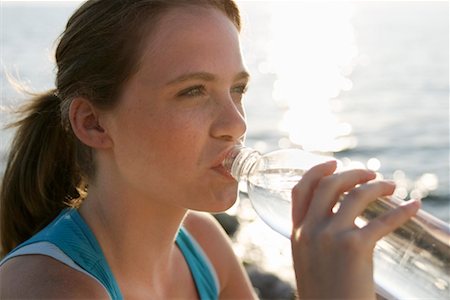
[222,144,246,174]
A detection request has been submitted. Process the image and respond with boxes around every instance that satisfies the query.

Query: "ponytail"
[1,90,85,257]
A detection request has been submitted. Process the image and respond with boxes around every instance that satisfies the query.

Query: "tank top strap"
[0,208,122,299]
[176,227,220,300]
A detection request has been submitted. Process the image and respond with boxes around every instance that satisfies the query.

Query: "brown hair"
[1,0,241,257]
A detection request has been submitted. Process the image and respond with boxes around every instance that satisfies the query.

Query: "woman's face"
[102,6,248,212]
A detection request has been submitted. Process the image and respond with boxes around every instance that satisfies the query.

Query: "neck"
[78,183,188,295]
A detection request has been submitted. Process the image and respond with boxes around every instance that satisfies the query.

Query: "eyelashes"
[177,84,249,99]
[231,84,249,95]
[177,85,206,97]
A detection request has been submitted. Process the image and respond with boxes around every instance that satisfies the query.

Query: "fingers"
[291,160,337,228]
[361,198,421,243]
[334,181,396,228]
[304,169,376,222]
[291,161,419,248]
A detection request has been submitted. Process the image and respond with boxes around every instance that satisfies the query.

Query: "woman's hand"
[291,161,420,299]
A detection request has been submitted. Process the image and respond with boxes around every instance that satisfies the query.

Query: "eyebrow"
[166,71,250,86]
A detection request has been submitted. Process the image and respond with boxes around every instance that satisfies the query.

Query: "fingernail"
[367,170,377,177]
[402,198,422,208]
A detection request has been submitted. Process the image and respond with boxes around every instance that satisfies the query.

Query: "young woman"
[0,0,420,298]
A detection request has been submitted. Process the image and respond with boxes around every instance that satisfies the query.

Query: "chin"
[211,197,238,213]
[194,188,239,213]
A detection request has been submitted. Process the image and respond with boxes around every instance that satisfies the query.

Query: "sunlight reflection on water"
[263,2,358,152]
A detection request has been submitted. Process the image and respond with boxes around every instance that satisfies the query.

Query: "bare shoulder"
[183,211,227,243]
[183,211,236,262]
[0,254,108,299]
[183,211,257,299]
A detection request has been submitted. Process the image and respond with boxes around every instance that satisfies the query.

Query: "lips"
[212,164,235,180]
[211,145,240,180]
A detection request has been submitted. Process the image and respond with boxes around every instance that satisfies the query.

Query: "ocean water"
[237,1,449,221]
[1,0,449,286]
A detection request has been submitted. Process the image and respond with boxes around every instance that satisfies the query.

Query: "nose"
[210,95,247,142]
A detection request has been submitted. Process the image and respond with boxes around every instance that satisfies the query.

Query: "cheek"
[117,104,198,148]
[150,110,206,152]
[107,95,215,187]
[119,109,206,173]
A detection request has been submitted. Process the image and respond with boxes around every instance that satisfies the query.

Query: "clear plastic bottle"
[223,145,450,299]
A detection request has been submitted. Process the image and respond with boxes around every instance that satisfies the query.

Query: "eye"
[231,84,249,95]
[231,84,249,103]
[177,85,207,98]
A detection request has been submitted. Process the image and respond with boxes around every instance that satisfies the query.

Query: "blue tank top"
[0,209,220,299]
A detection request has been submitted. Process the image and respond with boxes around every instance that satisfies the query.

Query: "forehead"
[137,6,244,83]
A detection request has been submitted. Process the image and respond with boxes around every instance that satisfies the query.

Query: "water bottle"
[223,145,450,299]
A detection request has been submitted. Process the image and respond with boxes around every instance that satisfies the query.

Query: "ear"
[69,97,113,149]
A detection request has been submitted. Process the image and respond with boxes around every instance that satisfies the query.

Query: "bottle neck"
[222,145,261,182]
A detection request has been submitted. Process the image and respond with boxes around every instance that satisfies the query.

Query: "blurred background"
[1,0,449,295]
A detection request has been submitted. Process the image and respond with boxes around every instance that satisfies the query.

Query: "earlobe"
[69,98,113,149]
